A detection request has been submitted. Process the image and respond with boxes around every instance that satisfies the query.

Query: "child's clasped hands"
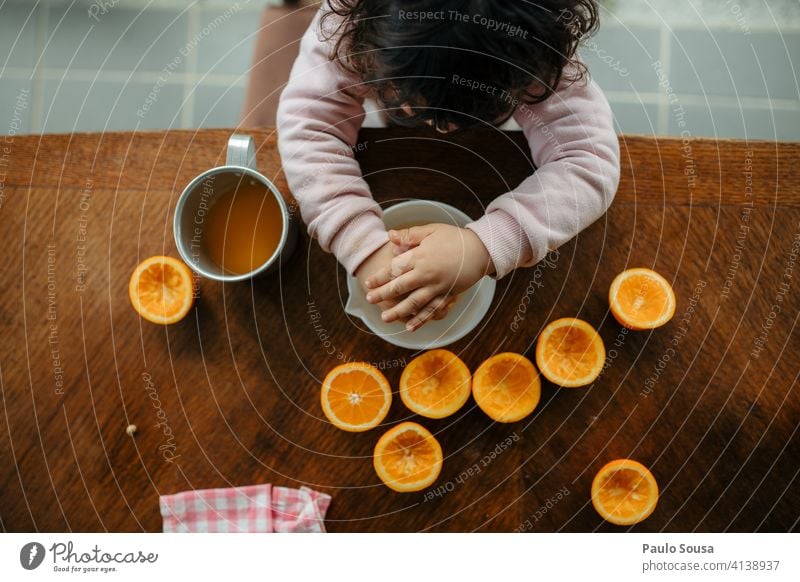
[355,224,495,332]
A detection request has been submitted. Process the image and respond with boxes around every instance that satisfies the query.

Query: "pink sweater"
[277,8,621,279]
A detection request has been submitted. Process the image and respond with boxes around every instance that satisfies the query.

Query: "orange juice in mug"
[173,134,297,282]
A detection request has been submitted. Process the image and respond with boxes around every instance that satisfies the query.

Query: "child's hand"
[364,224,494,331]
[356,240,451,326]
[355,241,401,315]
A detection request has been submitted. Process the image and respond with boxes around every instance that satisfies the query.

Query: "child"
[273,0,620,331]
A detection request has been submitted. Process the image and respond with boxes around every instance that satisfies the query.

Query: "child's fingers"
[388,232,410,256]
[366,268,420,304]
[380,287,435,323]
[378,301,411,325]
[431,296,457,320]
[389,227,435,255]
[391,242,407,256]
[388,225,436,250]
[364,266,392,290]
[405,295,449,331]
[364,252,414,289]
[364,262,410,291]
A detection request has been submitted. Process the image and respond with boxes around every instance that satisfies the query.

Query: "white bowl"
[345,200,496,350]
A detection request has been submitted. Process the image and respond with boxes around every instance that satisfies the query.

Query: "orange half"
[128,256,195,325]
[591,459,659,526]
[399,350,471,419]
[320,363,392,432]
[373,422,443,492]
[535,318,605,388]
[472,353,541,423]
[609,268,676,330]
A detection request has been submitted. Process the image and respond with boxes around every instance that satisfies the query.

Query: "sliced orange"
[129,256,195,325]
[535,318,605,388]
[472,353,540,423]
[373,422,443,492]
[399,350,471,419]
[609,268,676,330]
[320,363,392,432]
[591,459,659,525]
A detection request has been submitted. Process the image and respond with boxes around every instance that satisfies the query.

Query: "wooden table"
[1,128,798,532]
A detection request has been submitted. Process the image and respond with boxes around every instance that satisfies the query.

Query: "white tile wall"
[1,0,799,139]
[1,0,266,134]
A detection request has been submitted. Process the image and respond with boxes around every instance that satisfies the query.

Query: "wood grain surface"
[0,128,798,532]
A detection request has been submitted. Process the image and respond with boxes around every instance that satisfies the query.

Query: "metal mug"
[173,134,297,282]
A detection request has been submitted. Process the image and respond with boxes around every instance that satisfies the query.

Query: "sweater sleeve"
[277,7,388,276]
[465,77,621,279]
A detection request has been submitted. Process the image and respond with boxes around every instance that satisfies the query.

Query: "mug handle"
[226,134,257,169]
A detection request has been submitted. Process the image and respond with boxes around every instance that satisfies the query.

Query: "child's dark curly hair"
[321,0,599,131]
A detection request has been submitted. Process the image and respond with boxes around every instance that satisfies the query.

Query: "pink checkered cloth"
[160,484,331,533]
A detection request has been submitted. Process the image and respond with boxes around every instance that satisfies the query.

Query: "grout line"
[603,90,800,110]
[670,94,800,110]
[657,22,671,135]
[599,19,800,34]
[180,2,201,129]
[29,0,49,133]
[94,0,266,12]
[3,67,796,110]
[0,67,248,87]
